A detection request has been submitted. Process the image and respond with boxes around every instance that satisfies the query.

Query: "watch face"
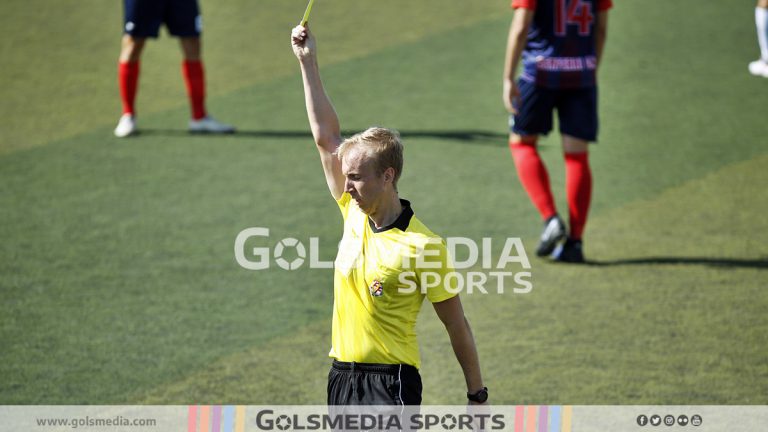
[475,390,488,403]
[469,389,488,403]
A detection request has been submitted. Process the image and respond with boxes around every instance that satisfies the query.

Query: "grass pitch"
[0,0,766,404]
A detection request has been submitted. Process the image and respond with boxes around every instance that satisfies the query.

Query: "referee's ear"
[383,167,396,185]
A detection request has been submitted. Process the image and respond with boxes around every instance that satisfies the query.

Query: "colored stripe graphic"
[199,406,210,432]
[526,405,538,432]
[538,406,548,432]
[562,406,573,432]
[212,406,222,432]
[235,406,246,432]
[222,406,235,432]
[188,405,198,432]
[549,406,562,432]
[514,405,525,432]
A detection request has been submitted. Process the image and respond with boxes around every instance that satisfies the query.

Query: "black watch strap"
[467,387,488,403]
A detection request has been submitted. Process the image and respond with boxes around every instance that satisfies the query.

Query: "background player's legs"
[179,37,206,120]
[562,135,591,241]
[115,35,146,137]
[179,35,201,61]
[750,0,768,77]
[119,34,146,64]
[509,133,565,256]
[118,35,145,115]
[554,84,597,263]
[509,134,557,221]
[553,134,591,263]
[179,37,234,132]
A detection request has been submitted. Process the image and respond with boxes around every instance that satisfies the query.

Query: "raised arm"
[291,25,345,200]
[502,8,534,114]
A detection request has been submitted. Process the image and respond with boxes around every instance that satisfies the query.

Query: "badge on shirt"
[369,279,383,297]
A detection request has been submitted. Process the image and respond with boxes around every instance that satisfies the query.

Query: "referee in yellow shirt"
[291,25,487,406]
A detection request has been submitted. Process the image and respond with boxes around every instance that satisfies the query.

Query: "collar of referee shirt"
[368,199,413,233]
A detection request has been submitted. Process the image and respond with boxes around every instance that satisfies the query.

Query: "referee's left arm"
[432,296,486,404]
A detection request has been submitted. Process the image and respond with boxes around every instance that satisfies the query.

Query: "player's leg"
[750,0,768,77]
[119,35,147,63]
[509,80,565,256]
[509,133,556,221]
[179,36,201,61]
[179,37,234,132]
[115,0,162,137]
[117,34,146,118]
[552,87,597,263]
[562,135,590,244]
[167,0,234,133]
[179,36,207,121]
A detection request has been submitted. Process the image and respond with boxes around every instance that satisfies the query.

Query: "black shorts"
[327,360,422,406]
[123,0,201,38]
[510,78,599,142]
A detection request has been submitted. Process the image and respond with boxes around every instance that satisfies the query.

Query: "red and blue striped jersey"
[512,0,612,88]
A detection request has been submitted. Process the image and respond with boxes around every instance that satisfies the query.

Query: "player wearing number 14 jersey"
[503,0,612,263]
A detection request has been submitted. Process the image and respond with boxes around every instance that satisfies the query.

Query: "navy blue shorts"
[510,78,598,142]
[123,0,201,38]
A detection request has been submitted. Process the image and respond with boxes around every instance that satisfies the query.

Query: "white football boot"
[114,113,137,138]
[748,59,768,77]
[188,116,235,134]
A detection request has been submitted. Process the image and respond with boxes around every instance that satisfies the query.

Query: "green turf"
[1,0,767,405]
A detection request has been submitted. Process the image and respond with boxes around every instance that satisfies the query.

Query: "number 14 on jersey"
[554,0,594,36]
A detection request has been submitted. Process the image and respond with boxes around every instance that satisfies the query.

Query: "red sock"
[182,60,207,120]
[564,152,592,240]
[509,141,557,221]
[118,61,140,115]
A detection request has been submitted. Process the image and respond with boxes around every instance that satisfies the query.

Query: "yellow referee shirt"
[330,192,458,369]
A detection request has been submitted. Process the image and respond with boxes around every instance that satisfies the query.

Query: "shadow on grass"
[138,128,508,143]
[586,257,768,270]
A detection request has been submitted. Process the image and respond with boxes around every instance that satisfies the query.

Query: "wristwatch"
[467,387,488,403]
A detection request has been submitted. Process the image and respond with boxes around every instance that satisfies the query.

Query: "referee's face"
[341,148,390,215]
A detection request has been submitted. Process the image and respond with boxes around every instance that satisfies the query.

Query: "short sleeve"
[416,238,460,304]
[597,0,612,11]
[511,0,536,10]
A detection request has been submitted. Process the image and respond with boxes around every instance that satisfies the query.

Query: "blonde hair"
[337,127,404,189]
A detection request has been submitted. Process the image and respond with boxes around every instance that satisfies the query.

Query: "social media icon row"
[637,414,702,426]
